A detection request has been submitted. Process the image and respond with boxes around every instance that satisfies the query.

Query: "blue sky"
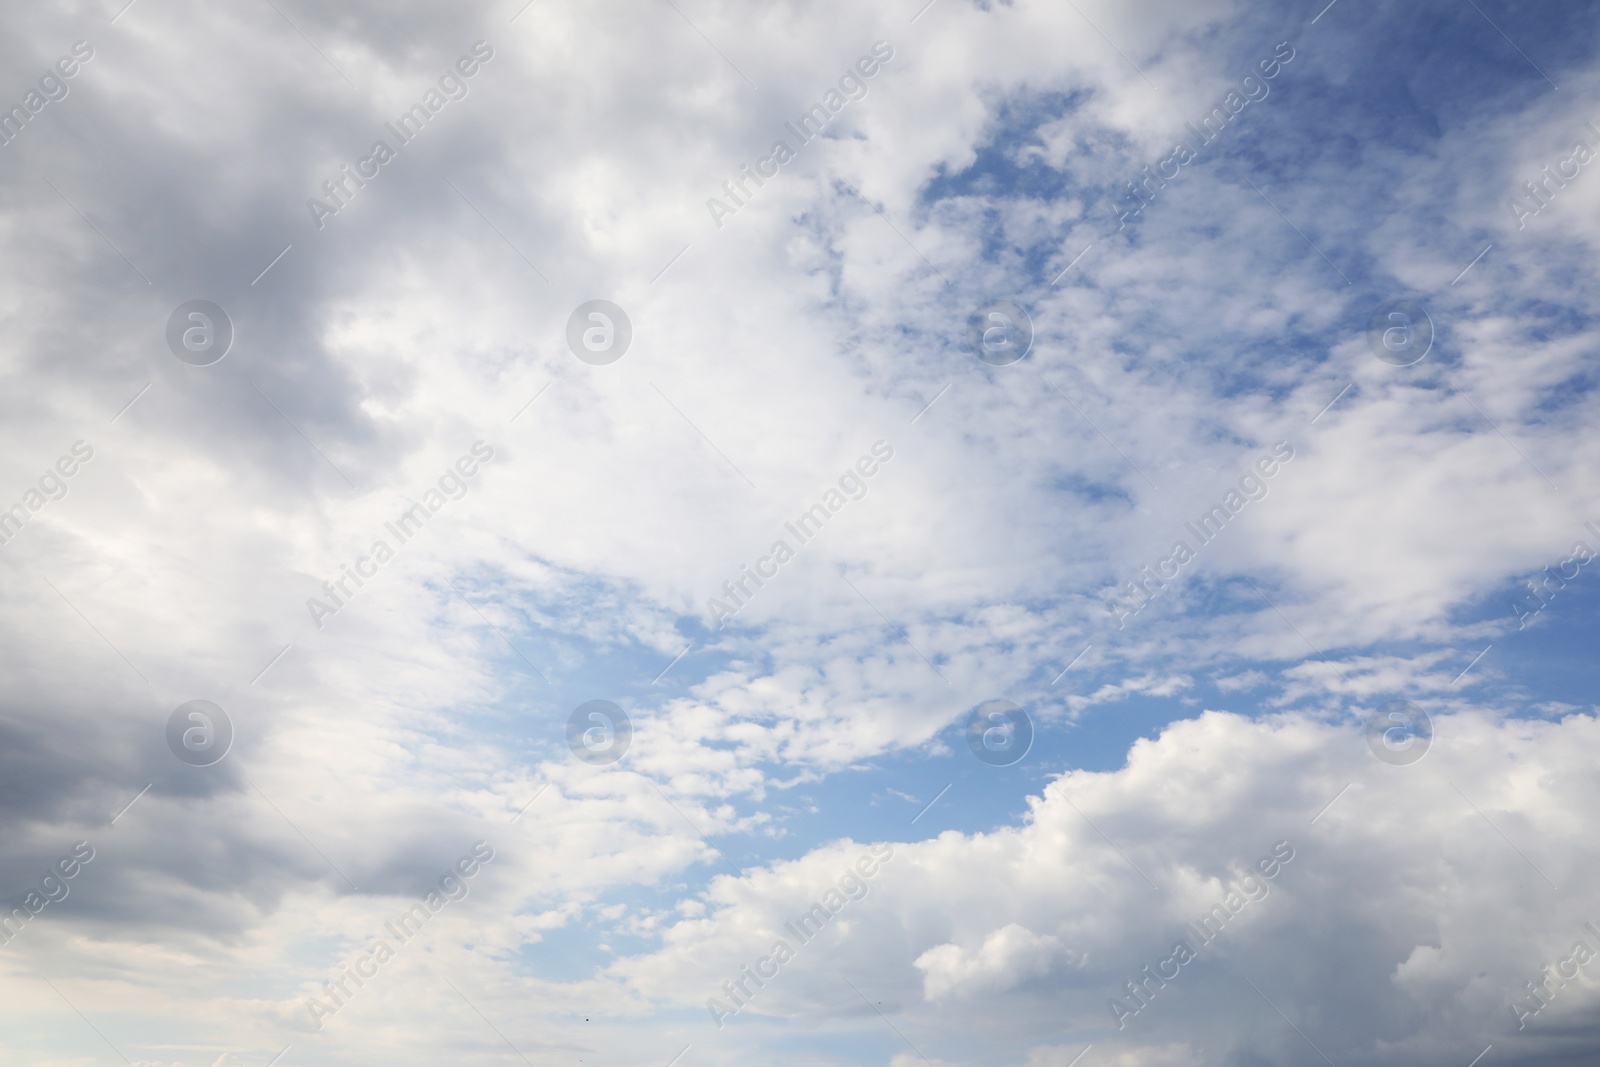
[2,1,1600,1066]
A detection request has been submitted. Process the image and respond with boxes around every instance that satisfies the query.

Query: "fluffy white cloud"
[0,0,1596,1064]
[915,922,1067,1000]
[613,706,1600,1066]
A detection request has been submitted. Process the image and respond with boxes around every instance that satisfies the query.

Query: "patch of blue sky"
[1043,469,1138,509]
[917,91,1098,269]
[447,578,718,691]
[1089,533,1600,726]
[1482,585,1600,711]
[921,93,1093,196]
[752,737,1053,848]
[507,891,681,984]
[1442,545,1600,709]
[726,1027,903,1065]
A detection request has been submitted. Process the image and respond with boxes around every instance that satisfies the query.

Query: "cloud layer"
[1,0,1597,1065]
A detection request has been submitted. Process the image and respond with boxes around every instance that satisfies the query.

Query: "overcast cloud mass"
[2,0,1600,1064]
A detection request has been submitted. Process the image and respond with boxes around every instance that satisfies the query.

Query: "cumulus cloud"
[915,922,1068,1001]
[618,707,1600,1066]
[0,0,1596,1063]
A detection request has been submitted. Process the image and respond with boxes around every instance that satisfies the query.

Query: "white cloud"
[915,921,1068,1000]
[610,706,1600,1065]
[0,0,1597,1063]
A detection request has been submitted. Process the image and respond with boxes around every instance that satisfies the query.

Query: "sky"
[1,0,1599,1065]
